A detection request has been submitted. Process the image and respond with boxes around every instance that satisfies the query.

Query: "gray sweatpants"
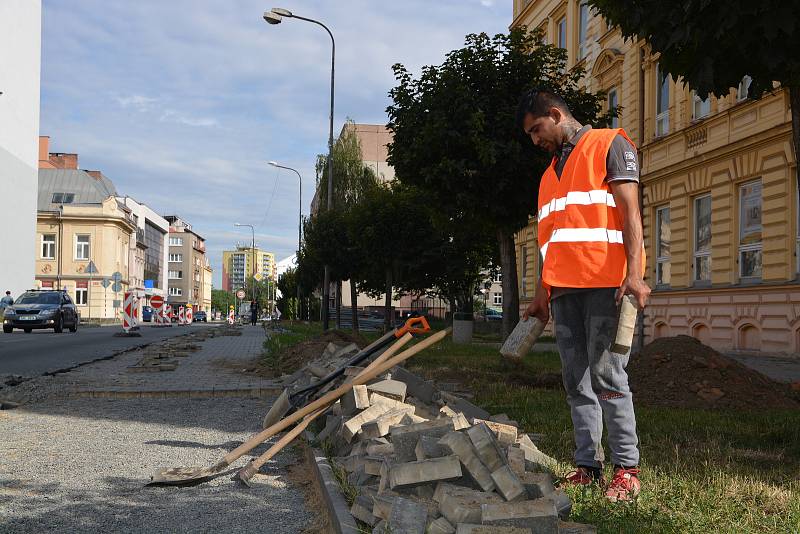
[551,288,640,468]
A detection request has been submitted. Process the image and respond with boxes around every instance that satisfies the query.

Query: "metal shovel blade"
[147,464,226,486]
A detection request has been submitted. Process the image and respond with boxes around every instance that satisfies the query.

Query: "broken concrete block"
[373,493,397,521]
[361,484,379,499]
[307,364,329,378]
[452,413,471,431]
[402,413,429,425]
[351,495,378,526]
[417,485,435,500]
[372,520,388,533]
[366,440,394,456]
[392,365,438,404]
[391,418,458,462]
[466,423,508,472]
[480,500,558,533]
[427,516,456,534]
[344,365,365,377]
[361,405,416,439]
[341,384,371,415]
[364,455,388,476]
[454,525,531,534]
[507,447,526,476]
[316,414,343,443]
[437,486,503,525]
[337,454,366,473]
[348,465,377,487]
[516,437,557,472]
[389,456,463,489]
[440,392,490,421]
[440,405,459,418]
[545,489,572,518]
[490,465,526,502]
[416,434,448,461]
[519,472,554,499]
[472,419,518,446]
[342,401,399,442]
[368,379,407,402]
[489,413,519,428]
[437,431,495,492]
[389,497,428,534]
[558,521,597,533]
[405,395,440,420]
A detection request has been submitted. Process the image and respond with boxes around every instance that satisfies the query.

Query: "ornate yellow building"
[512,0,797,354]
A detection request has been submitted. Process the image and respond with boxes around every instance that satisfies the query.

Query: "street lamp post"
[234,223,256,304]
[263,7,335,330]
[269,161,302,320]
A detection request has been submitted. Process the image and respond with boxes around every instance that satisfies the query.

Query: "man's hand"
[523,280,550,324]
[616,275,650,309]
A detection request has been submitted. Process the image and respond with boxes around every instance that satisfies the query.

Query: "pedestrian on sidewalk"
[250,299,258,326]
[518,89,650,502]
[0,291,13,316]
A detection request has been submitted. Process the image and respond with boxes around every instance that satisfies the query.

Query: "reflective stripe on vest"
[536,127,642,290]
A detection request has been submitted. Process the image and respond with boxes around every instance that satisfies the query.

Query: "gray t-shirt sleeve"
[605,134,639,183]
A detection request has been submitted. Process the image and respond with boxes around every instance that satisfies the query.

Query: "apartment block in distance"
[164,215,211,311]
[222,246,276,291]
[512,0,796,353]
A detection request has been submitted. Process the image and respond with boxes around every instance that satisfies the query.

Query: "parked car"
[2,289,79,334]
[475,308,503,321]
[194,310,207,322]
[142,306,154,322]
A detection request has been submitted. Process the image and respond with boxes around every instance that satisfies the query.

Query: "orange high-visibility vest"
[537,127,644,291]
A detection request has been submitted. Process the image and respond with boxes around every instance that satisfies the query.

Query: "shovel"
[149,327,449,486]
[262,316,431,429]
[235,323,421,483]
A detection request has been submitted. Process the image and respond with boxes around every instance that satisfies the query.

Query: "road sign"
[253,272,263,282]
[236,289,246,300]
[112,282,122,292]
[151,295,164,309]
[86,260,99,274]
[111,271,122,282]
[101,278,111,289]
[113,299,121,308]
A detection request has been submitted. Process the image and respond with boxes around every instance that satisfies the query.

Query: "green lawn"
[407,338,800,534]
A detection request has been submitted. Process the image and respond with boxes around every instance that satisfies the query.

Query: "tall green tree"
[314,119,380,333]
[588,0,800,204]
[211,289,235,315]
[387,28,607,337]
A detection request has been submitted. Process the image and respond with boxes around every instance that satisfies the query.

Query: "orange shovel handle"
[395,315,431,337]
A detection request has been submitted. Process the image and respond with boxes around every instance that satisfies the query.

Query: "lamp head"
[271,8,293,16]
[268,161,278,167]
[263,11,282,24]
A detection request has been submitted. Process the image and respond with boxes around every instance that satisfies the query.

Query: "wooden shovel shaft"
[220,329,449,467]
[243,329,420,475]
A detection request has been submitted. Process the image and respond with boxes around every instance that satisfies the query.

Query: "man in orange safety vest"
[518,89,650,502]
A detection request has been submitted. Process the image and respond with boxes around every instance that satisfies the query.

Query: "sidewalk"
[0,325,315,533]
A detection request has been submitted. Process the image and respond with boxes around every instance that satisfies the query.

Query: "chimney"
[85,170,103,179]
[38,136,50,167]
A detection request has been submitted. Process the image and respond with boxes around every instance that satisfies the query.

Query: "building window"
[608,88,619,128]
[169,237,183,246]
[492,271,502,283]
[41,234,56,259]
[578,1,589,60]
[51,192,74,204]
[656,206,671,286]
[739,180,762,279]
[169,253,183,262]
[737,75,752,101]
[493,292,502,306]
[557,16,566,49]
[75,234,90,260]
[75,287,88,305]
[655,63,670,137]
[692,91,711,120]
[169,287,183,297]
[168,270,182,279]
[694,194,712,283]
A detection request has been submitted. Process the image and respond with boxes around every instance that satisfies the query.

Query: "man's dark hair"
[5,291,9,295]
[516,89,573,127]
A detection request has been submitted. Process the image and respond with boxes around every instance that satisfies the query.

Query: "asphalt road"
[0,323,215,377]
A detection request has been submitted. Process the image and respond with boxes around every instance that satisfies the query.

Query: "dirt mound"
[628,335,799,410]
[270,330,369,377]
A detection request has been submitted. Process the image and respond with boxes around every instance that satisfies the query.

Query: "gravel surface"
[0,397,313,533]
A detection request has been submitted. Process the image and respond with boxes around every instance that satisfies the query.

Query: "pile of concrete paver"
[296,341,596,534]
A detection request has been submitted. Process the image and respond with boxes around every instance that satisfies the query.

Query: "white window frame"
[41,234,56,259]
[75,287,88,306]
[557,16,567,49]
[169,287,182,297]
[169,237,183,246]
[577,1,589,60]
[608,88,619,128]
[493,292,502,306]
[168,253,183,262]
[737,75,752,101]
[168,270,182,280]
[655,63,670,137]
[74,234,90,261]
[655,206,671,286]
[692,91,711,120]
[739,180,762,280]
[693,194,712,284]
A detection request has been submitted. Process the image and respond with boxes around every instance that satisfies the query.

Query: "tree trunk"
[335,280,342,330]
[791,86,800,222]
[350,280,359,335]
[497,228,520,340]
[384,268,393,332]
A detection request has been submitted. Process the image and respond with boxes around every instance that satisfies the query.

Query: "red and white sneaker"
[605,467,641,502]
[563,466,604,487]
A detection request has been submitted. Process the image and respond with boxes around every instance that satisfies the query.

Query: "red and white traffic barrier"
[186,305,193,325]
[227,307,234,325]
[123,291,135,333]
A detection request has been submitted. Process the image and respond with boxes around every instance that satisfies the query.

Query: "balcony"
[193,241,206,253]
[135,228,147,248]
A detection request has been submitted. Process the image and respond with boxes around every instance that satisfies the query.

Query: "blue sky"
[40,0,510,287]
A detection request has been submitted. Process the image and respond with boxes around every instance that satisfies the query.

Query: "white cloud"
[115,94,157,111]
